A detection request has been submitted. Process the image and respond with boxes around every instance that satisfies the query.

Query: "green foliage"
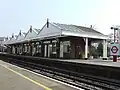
[97,43,103,57]
[90,42,110,58]
[89,46,98,58]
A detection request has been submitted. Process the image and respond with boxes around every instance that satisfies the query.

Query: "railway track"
[5,58,120,90]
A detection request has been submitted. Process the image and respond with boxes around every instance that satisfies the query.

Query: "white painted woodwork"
[44,45,47,57]
[85,37,88,59]
[48,44,51,57]
[60,42,63,58]
[103,40,108,58]
[37,23,61,38]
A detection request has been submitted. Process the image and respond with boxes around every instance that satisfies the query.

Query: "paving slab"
[0,60,81,90]
[58,59,120,67]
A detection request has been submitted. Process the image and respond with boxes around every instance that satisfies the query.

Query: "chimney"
[90,25,93,28]
[19,30,21,36]
[47,18,49,28]
[12,33,14,38]
[30,25,32,32]
[5,37,8,41]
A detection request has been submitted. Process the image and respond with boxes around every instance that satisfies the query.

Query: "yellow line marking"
[0,64,52,90]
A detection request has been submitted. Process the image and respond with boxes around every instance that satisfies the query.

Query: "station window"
[49,44,52,54]
[36,45,41,53]
[63,45,70,53]
[52,43,56,54]
[36,42,39,45]
[28,45,31,53]
[20,46,22,54]
[63,41,70,53]
[24,44,27,52]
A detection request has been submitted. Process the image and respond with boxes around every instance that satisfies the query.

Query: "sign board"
[110,44,120,56]
[43,41,50,44]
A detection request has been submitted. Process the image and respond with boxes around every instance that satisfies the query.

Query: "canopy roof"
[5,22,109,45]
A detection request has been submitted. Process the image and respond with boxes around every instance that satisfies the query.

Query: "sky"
[0,0,120,37]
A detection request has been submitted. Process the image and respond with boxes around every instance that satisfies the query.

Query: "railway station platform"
[1,52,120,68]
[58,59,120,68]
[0,60,81,90]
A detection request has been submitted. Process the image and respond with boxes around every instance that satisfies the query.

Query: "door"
[75,45,81,59]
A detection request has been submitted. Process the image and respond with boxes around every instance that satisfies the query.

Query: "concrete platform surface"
[58,59,120,68]
[0,60,81,90]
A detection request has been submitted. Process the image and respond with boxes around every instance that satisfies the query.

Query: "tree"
[97,43,103,57]
[89,46,98,58]
[97,42,110,57]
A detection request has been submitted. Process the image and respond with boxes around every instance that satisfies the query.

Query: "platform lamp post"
[110,26,118,62]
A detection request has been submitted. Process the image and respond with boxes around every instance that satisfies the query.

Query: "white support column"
[25,45,27,53]
[60,41,63,58]
[103,39,108,60]
[44,45,47,57]
[48,44,50,57]
[32,47,35,56]
[12,46,15,54]
[85,37,88,59]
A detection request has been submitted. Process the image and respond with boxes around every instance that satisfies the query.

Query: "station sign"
[110,43,120,56]
[43,41,50,44]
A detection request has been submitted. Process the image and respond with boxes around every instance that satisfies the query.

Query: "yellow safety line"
[0,65,52,90]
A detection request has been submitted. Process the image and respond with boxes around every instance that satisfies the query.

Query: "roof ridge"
[52,22,85,32]
[74,25,104,35]
[51,22,63,30]
[52,22,104,35]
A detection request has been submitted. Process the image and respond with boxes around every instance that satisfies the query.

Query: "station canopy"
[5,22,109,45]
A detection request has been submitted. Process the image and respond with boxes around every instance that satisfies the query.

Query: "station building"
[3,20,109,59]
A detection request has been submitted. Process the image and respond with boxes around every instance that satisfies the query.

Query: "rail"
[4,58,120,90]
